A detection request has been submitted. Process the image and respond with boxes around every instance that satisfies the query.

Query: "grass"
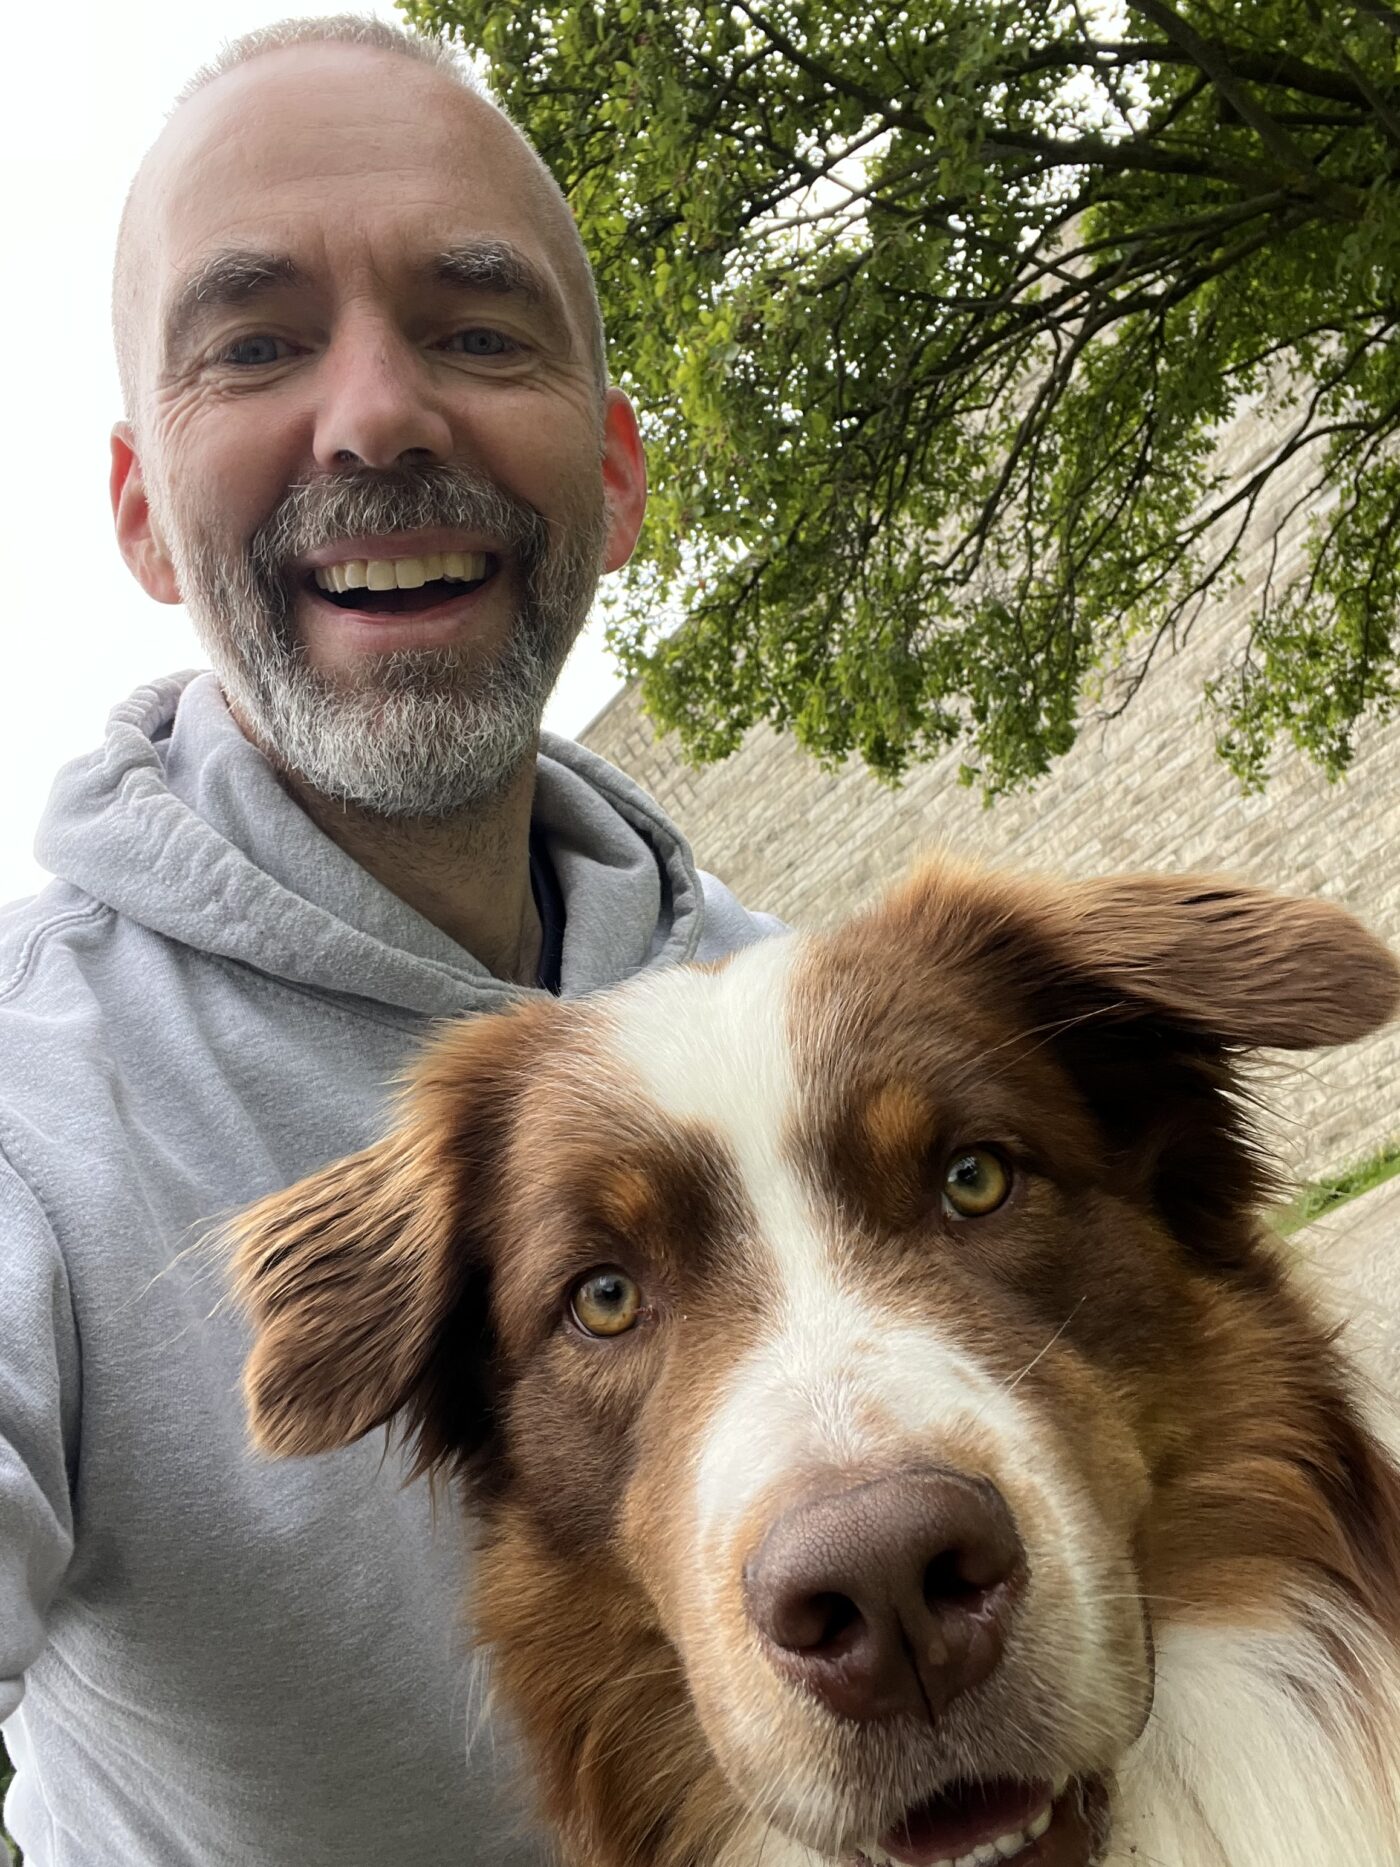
[1271,1137,1400,1237]
[1,1731,15,1863]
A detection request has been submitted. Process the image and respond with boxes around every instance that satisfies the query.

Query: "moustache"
[246,464,551,587]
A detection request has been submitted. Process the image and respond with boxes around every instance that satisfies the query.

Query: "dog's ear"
[1039,875,1399,1250]
[231,998,553,1477]
[1029,874,1399,1251]
[1042,873,1400,1052]
[886,863,1399,1254]
[890,861,1399,1050]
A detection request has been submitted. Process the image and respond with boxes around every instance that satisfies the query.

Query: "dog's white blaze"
[605,936,1078,1540]
[606,934,1140,1847]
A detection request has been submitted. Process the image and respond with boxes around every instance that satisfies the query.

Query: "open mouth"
[303,551,499,618]
[856,1774,1104,1867]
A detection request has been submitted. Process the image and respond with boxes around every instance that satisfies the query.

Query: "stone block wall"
[582,409,1400,1187]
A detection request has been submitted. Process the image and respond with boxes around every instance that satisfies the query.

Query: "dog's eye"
[942,1147,1011,1217]
[569,1268,644,1337]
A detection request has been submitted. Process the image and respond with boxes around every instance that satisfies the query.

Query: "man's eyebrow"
[429,240,572,340]
[162,249,306,366]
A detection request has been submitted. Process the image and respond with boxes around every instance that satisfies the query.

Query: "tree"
[405,0,1400,792]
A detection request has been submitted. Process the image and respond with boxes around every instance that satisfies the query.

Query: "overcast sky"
[0,0,630,904]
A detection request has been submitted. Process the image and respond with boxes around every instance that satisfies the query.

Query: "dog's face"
[233,865,1400,1867]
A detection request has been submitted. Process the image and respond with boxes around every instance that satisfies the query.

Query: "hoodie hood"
[33,671,708,1019]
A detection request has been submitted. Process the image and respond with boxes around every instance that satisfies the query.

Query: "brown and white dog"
[233,863,1400,1867]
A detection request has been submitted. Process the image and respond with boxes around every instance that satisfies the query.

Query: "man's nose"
[743,1467,1025,1722]
[311,320,455,471]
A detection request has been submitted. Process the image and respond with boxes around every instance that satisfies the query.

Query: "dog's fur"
[232,863,1400,1867]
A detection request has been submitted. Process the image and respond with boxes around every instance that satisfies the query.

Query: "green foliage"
[1274,1135,1400,1235]
[405,0,1400,790]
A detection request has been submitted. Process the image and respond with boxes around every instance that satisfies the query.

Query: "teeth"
[312,551,489,594]
[861,1783,1064,1867]
[948,1799,1054,1867]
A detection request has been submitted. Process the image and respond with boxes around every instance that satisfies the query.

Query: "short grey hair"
[112,13,608,422]
[176,12,477,100]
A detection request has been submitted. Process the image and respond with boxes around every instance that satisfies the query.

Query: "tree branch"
[1015,38,1381,110]
[1126,0,1336,184]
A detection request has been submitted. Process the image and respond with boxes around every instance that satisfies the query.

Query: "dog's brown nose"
[743,1468,1025,1722]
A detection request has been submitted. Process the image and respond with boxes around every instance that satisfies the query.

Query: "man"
[0,18,779,1864]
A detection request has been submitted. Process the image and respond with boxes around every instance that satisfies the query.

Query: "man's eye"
[442,328,517,358]
[218,335,293,367]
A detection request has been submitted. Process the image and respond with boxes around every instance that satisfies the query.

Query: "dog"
[232,862,1400,1867]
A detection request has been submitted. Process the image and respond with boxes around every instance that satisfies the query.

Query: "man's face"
[110,43,646,817]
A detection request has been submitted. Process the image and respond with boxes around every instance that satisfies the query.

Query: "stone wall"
[582,410,1400,1187]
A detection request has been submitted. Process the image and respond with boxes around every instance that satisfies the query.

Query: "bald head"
[112,16,607,433]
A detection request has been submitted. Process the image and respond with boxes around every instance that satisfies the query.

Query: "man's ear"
[110,422,181,604]
[231,1000,552,1477]
[598,389,647,573]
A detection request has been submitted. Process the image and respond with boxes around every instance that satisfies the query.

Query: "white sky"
[0,0,629,904]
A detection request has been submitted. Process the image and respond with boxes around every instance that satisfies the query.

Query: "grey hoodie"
[0,671,781,1867]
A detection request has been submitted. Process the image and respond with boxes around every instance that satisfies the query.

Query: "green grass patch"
[1272,1137,1400,1237]
[2,1728,18,1864]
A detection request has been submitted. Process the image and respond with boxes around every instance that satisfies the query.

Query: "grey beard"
[156,463,606,819]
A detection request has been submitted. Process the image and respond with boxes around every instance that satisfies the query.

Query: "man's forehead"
[140,42,562,271]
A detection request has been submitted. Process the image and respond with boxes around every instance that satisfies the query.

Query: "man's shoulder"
[692,869,790,964]
[0,881,119,1018]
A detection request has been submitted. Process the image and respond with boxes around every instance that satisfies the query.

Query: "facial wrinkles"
[134,52,599,405]
[120,44,618,820]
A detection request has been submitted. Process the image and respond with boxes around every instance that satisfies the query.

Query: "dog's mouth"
[855,1772,1105,1867]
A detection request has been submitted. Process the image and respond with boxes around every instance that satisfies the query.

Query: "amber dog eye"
[943,1147,1012,1217]
[569,1268,644,1337]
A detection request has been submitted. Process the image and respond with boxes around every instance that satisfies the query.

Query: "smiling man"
[0,17,779,1866]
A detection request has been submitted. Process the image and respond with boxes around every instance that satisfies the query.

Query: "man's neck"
[285,757,543,988]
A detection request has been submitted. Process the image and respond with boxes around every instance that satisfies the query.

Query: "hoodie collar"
[34,671,704,1018]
